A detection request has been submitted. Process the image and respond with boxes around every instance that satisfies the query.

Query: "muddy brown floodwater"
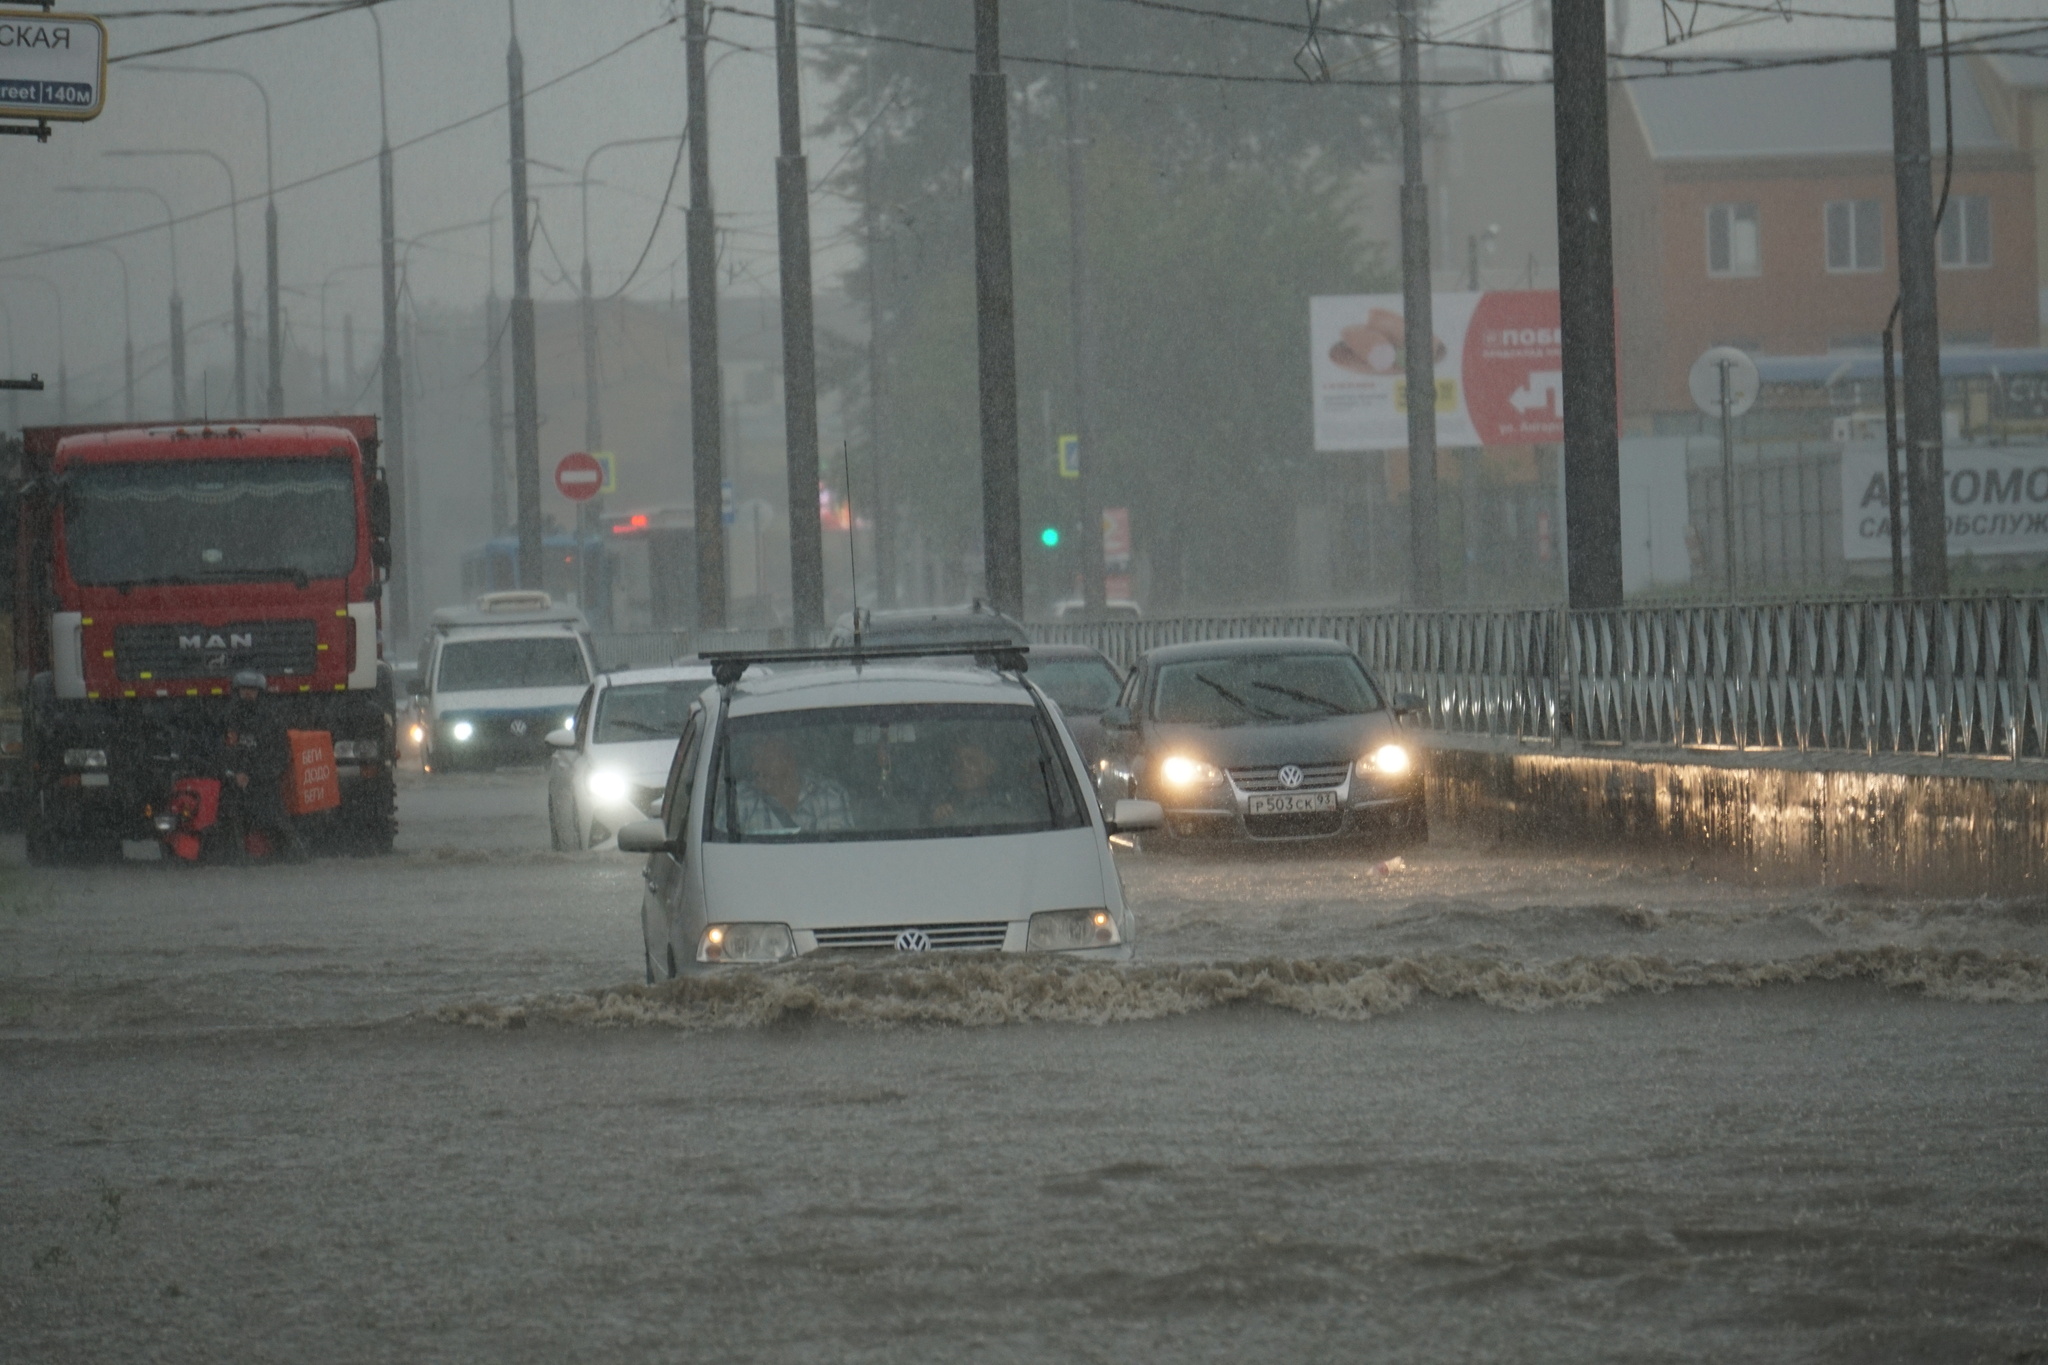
[3,768,2045,1362]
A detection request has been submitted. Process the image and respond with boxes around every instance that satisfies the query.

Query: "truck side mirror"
[368,474,392,541]
[406,675,427,698]
[1392,691,1426,720]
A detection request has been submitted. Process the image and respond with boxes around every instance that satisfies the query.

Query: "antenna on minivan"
[842,440,863,650]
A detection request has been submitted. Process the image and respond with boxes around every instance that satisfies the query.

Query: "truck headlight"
[449,720,475,743]
[1027,907,1121,951]
[586,768,631,805]
[332,739,379,761]
[62,748,108,770]
[1366,743,1412,776]
[1157,755,1222,790]
[697,923,797,965]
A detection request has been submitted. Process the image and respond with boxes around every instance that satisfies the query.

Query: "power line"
[110,0,406,64]
[0,12,682,269]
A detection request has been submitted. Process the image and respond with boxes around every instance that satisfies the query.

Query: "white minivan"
[619,648,1163,980]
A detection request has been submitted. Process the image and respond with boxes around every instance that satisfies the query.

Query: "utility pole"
[1890,0,1947,595]
[774,0,825,640]
[1398,0,1440,607]
[369,8,410,638]
[507,2,544,593]
[1062,0,1106,616]
[686,0,728,633]
[861,0,894,608]
[486,288,509,536]
[970,0,1023,619]
[1550,0,1625,608]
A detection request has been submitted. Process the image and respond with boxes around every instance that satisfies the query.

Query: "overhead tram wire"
[109,0,407,65]
[0,12,684,269]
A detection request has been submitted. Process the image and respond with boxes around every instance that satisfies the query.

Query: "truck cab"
[16,419,396,861]
[417,591,594,773]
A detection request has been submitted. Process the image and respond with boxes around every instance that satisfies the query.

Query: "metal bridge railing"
[1032,596,2048,760]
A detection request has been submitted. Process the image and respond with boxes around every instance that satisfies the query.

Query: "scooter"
[151,773,280,862]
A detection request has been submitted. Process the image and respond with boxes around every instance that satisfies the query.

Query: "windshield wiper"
[198,566,312,589]
[1250,680,1350,716]
[1193,673,1283,721]
[604,719,676,738]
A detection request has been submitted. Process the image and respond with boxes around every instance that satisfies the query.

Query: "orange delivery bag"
[285,729,342,816]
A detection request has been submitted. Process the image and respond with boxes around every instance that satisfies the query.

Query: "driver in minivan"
[730,733,854,834]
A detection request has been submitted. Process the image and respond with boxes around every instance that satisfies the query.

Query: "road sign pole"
[1719,359,1737,598]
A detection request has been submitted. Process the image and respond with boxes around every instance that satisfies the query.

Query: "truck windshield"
[437,637,589,692]
[63,457,357,587]
[706,702,1090,844]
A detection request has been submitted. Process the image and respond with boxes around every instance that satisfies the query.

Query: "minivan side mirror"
[406,675,427,697]
[1101,705,1133,731]
[615,819,674,855]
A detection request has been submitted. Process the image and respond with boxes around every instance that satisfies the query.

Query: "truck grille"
[811,921,1011,952]
[114,621,320,681]
[1229,761,1350,793]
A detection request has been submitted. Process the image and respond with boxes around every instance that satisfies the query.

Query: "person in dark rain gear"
[221,670,306,861]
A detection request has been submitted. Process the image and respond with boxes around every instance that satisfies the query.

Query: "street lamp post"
[0,275,67,423]
[58,184,183,419]
[109,148,245,417]
[132,65,282,416]
[45,242,132,420]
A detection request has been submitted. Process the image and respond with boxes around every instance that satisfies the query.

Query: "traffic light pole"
[970,0,1024,620]
[685,0,728,633]
[1398,0,1440,608]
[507,10,545,594]
[774,0,826,641]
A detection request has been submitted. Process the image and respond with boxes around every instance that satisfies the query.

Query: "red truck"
[12,417,397,862]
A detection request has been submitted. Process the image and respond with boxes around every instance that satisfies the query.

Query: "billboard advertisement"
[1311,291,1564,451]
[1841,444,2048,560]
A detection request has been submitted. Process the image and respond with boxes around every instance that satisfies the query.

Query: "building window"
[1825,199,1883,272]
[1938,194,1991,268]
[1706,203,1760,277]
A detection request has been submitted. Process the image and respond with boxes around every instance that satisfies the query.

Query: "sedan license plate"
[1245,790,1337,816]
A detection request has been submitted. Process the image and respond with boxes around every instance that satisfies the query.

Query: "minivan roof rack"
[700,640,1029,688]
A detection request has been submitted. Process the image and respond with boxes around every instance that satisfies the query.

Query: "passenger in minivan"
[928,737,1038,829]
[730,734,854,834]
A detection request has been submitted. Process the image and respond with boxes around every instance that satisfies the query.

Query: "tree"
[809,0,1401,609]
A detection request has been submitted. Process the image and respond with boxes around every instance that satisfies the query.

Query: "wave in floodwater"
[433,946,2048,1032]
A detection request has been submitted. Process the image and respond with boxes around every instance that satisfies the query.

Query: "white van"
[416,592,596,772]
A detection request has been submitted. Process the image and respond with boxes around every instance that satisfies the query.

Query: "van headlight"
[449,720,475,743]
[1156,755,1222,790]
[1366,743,1412,776]
[1027,907,1121,952]
[586,768,632,805]
[697,923,797,965]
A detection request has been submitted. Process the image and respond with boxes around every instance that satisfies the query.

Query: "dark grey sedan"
[1095,638,1425,847]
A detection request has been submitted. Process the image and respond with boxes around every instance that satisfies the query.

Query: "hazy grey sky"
[0,1,822,411]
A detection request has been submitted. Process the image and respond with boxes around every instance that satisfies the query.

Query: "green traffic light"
[1039,526,1061,548]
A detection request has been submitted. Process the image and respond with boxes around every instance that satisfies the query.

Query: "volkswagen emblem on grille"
[1277,764,1305,789]
[894,929,932,953]
[509,719,528,736]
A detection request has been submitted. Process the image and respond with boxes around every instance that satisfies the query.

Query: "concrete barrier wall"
[1427,743,2048,895]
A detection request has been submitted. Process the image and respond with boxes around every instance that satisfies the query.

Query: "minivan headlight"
[697,923,797,965]
[1027,907,1121,952]
[63,748,108,770]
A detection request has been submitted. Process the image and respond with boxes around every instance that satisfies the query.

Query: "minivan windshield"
[1151,653,1383,726]
[594,679,707,743]
[707,702,1089,843]
[437,636,589,692]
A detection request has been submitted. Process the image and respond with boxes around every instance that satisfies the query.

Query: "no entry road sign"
[554,451,603,502]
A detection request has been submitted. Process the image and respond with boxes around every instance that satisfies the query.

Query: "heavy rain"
[3,0,2047,1359]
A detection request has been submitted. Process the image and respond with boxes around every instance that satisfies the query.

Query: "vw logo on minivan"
[894,929,932,953]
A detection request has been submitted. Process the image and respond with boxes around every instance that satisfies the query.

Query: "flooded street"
[4,769,2046,1361]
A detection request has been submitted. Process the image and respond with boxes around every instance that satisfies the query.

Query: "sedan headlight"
[585,768,632,805]
[1026,907,1122,952]
[449,720,475,743]
[1157,754,1223,790]
[62,748,108,770]
[697,923,797,965]
[1366,743,1413,776]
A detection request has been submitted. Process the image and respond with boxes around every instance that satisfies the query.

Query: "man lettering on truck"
[221,670,305,862]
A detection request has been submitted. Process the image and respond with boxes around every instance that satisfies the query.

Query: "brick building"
[1609,54,2040,422]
